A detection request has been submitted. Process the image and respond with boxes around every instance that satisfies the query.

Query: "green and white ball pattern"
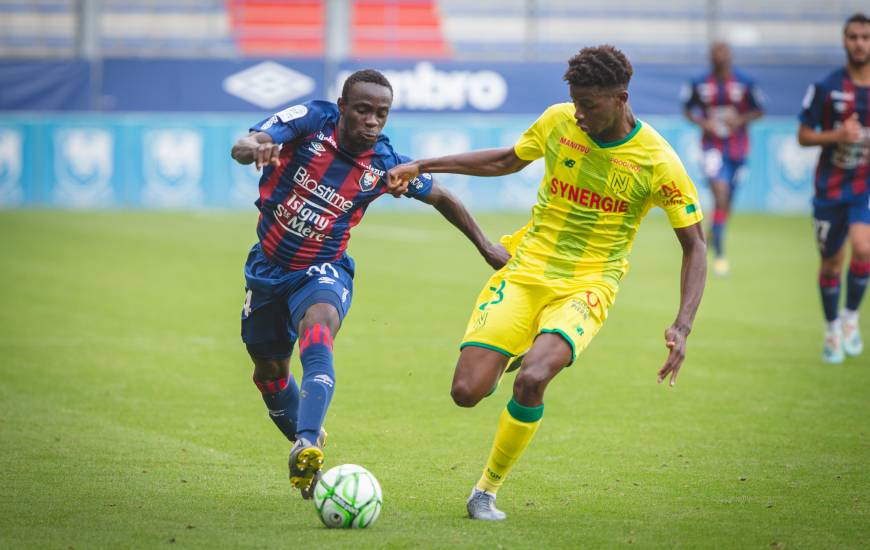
[313,464,383,528]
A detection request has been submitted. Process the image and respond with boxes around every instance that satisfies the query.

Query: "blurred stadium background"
[0,0,866,213]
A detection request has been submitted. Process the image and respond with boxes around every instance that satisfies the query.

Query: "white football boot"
[823,321,845,364]
[467,487,506,521]
[712,257,730,277]
[841,310,864,357]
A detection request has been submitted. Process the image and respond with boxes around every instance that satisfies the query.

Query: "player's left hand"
[481,241,511,270]
[658,324,689,387]
[386,162,420,197]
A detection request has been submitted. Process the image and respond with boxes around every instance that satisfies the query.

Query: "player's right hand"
[386,162,420,197]
[255,143,281,170]
[839,113,864,143]
[658,324,689,387]
[481,241,511,270]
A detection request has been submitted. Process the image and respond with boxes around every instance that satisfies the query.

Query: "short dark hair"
[563,45,633,90]
[341,69,393,100]
[844,13,869,34]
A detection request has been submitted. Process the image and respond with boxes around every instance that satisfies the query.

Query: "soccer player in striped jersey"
[682,41,764,277]
[387,46,707,520]
[231,69,509,498]
[798,13,870,364]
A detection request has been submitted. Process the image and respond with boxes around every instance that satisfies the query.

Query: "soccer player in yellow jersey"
[388,45,708,520]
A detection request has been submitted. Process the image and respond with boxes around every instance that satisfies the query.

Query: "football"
[313,464,383,528]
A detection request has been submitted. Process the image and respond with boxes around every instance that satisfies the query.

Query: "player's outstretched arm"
[658,222,707,387]
[231,131,281,170]
[419,181,510,270]
[386,147,531,196]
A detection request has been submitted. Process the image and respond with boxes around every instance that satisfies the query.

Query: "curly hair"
[563,45,633,90]
[341,69,393,100]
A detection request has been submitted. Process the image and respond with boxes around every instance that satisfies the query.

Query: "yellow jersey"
[504,102,703,304]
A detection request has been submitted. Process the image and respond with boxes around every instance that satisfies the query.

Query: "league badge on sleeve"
[276,104,308,122]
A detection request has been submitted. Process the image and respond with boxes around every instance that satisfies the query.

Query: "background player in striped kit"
[798,13,870,363]
[231,69,509,497]
[387,46,707,520]
[682,41,764,277]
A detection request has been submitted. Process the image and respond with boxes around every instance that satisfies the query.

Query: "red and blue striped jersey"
[250,100,433,271]
[681,70,764,162]
[800,68,870,204]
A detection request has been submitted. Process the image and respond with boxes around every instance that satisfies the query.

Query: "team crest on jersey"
[608,171,631,194]
[359,170,379,191]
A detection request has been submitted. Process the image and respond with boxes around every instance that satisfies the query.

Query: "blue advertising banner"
[0,60,91,110]
[102,59,325,112]
[0,58,835,117]
[0,112,818,214]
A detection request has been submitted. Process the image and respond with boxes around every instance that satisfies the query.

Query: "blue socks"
[254,374,299,442]
[295,324,335,443]
[846,260,870,312]
[819,272,841,322]
[711,209,727,258]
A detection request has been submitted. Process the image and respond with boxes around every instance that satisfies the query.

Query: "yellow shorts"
[460,271,610,365]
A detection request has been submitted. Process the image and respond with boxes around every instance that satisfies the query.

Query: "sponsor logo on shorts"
[317,276,336,285]
[569,298,590,320]
[341,288,349,303]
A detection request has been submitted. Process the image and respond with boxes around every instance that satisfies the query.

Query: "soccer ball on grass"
[313,464,383,528]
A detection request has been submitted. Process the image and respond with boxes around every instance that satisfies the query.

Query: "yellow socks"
[476,398,543,494]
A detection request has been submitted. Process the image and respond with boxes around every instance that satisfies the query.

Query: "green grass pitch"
[0,209,867,548]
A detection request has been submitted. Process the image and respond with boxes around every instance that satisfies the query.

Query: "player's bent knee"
[851,244,870,261]
[450,380,485,408]
[513,366,555,404]
[251,357,288,382]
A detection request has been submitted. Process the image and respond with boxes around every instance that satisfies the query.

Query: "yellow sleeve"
[651,148,704,229]
[513,104,564,161]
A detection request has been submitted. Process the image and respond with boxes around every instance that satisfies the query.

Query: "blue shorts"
[812,194,870,258]
[240,243,355,359]
[702,148,745,190]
